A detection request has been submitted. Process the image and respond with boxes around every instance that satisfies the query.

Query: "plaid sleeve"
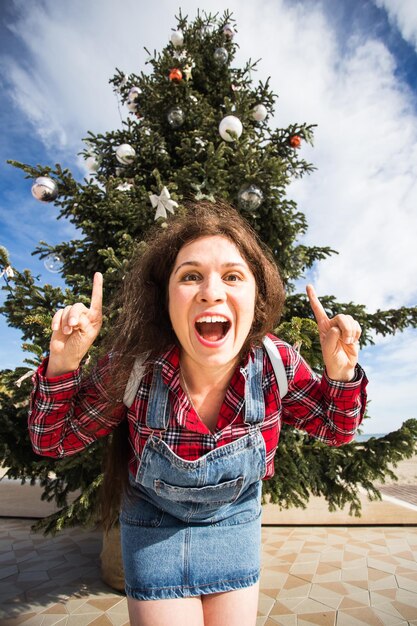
[28,355,125,458]
[278,340,368,445]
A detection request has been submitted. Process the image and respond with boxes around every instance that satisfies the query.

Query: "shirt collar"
[153,343,257,389]
[153,343,257,433]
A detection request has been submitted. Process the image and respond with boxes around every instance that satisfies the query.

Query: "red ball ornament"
[169,68,183,82]
[289,135,302,148]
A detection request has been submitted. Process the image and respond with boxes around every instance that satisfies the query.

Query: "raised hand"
[46,272,103,377]
[306,284,361,382]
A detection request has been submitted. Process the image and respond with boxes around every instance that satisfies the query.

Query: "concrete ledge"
[0,477,80,518]
[1,476,417,525]
[261,490,417,525]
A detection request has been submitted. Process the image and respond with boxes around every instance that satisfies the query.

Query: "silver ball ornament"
[167,106,185,129]
[237,184,264,211]
[31,176,58,203]
[214,47,229,65]
[116,144,136,165]
[44,253,64,273]
[219,115,243,142]
[252,104,268,122]
[171,30,184,47]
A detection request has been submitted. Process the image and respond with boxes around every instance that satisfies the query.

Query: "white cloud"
[360,330,417,433]
[2,0,173,154]
[243,10,417,311]
[289,37,417,310]
[373,0,417,52]
[3,60,68,149]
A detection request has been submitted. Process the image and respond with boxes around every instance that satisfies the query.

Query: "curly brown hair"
[106,200,284,363]
[100,200,285,529]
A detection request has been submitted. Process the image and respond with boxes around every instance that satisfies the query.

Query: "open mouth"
[195,315,231,343]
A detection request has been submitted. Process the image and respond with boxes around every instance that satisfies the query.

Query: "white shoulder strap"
[123,353,149,408]
[262,336,288,398]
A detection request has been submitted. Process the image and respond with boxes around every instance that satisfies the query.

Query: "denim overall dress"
[120,347,268,600]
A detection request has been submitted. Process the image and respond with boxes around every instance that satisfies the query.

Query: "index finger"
[90,272,103,313]
[306,284,329,324]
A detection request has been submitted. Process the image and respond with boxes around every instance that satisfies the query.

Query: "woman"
[29,201,367,626]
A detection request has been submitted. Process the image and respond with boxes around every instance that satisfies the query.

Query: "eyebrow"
[173,261,248,275]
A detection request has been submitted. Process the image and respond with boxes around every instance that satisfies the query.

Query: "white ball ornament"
[116,143,136,165]
[127,87,141,112]
[128,86,141,101]
[127,99,139,112]
[85,155,99,172]
[171,30,184,47]
[252,104,268,122]
[31,176,58,203]
[116,182,134,192]
[219,115,243,142]
[223,23,236,38]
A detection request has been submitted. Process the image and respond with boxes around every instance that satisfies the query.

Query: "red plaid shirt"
[28,334,368,479]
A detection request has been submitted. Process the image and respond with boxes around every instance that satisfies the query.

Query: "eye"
[224,273,242,282]
[181,272,201,282]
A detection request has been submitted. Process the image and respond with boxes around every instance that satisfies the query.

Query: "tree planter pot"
[100,526,125,592]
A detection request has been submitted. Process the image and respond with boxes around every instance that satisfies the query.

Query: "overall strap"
[243,346,266,425]
[145,364,171,430]
[123,356,170,430]
[262,335,288,399]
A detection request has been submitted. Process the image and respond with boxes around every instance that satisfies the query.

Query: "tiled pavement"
[1,519,417,625]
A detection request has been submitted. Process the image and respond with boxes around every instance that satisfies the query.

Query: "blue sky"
[1,0,417,433]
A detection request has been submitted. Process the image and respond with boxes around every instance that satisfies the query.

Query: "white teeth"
[196,315,229,323]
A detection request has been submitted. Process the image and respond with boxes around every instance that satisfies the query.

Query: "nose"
[197,274,226,303]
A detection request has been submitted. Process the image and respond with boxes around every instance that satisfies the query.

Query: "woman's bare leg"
[201,581,260,626]
[127,596,204,626]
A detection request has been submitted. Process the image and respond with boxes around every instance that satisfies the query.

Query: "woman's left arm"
[278,286,368,445]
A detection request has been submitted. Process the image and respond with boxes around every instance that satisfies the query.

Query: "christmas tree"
[1,10,417,535]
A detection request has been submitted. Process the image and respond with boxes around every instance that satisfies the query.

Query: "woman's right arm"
[28,273,125,457]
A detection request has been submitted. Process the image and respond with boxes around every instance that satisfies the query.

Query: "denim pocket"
[153,476,244,506]
[120,494,165,527]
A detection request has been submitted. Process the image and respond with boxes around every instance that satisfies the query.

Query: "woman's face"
[168,235,257,372]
